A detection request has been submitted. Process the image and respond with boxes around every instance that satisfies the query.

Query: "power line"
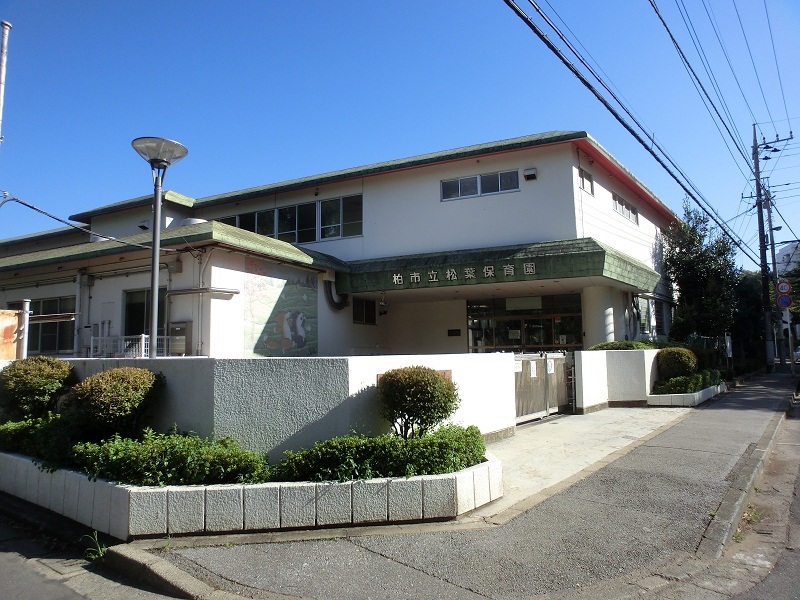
[0,192,176,253]
[731,0,776,131]
[501,0,760,267]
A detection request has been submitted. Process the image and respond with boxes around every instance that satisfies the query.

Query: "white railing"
[89,335,171,358]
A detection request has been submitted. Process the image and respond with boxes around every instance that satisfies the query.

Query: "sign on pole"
[777,294,793,309]
[777,280,792,295]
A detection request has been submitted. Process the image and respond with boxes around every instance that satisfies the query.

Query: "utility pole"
[753,125,793,373]
[0,21,11,146]
[765,190,786,365]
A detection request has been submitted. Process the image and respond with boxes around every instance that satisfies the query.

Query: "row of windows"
[581,168,640,226]
[220,195,363,244]
[441,170,520,201]
[8,296,76,355]
[613,193,639,224]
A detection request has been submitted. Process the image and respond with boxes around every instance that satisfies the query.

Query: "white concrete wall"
[575,349,660,410]
[574,350,609,411]
[66,353,516,460]
[347,353,516,438]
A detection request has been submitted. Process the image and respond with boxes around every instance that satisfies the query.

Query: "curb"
[695,401,788,560]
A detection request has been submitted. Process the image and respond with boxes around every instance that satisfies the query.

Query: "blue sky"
[0,1,798,271]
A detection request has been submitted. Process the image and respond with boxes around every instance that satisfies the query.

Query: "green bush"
[656,347,698,380]
[72,429,269,486]
[0,356,75,421]
[692,348,723,371]
[587,341,656,350]
[273,425,485,482]
[378,366,460,439]
[0,411,89,469]
[71,367,164,436]
[652,369,722,395]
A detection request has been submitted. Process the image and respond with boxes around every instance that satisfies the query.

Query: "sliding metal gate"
[514,353,574,423]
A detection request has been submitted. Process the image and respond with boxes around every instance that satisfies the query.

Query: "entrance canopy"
[336,238,660,299]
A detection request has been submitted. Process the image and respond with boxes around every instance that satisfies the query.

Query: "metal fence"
[89,335,169,358]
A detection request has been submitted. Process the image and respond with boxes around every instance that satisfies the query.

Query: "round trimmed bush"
[588,341,655,350]
[378,366,460,439]
[71,367,164,436]
[0,356,75,421]
[656,347,698,380]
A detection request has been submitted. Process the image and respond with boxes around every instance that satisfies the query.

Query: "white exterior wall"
[381,300,468,355]
[207,253,248,358]
[582,286,615,347]
[576,162,664,270]
[197,145,578,262]
[89,204,195,240]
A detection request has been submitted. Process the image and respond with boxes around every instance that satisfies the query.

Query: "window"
[222,194,363,243]
[8,296,75,355]
[441,170,519,201]
[124,288,167,336]
[613,193,639,224]
[579,168,594,194]
[353,298,377,325]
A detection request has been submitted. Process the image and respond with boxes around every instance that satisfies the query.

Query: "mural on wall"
[243,258,318,357]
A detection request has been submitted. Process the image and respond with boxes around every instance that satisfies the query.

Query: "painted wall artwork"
[243,258,318,357]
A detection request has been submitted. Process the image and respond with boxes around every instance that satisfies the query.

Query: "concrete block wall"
[66,355,517,458]
[0,451,503,541]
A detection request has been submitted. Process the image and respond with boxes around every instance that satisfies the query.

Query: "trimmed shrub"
[0,411,89,469]
[72,429,269,486]
[656,347,698,380]
[651,369,722,395]
[273,425,485,482]
[71,367,164,437]
[378,366,460,439]
[692,348,723,371]
[0,356,75,421]
[587,341,655,350]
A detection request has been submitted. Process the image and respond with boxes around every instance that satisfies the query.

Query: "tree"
[663,201,740,340]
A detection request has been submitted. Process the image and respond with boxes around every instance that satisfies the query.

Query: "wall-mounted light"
[523,168,537,181]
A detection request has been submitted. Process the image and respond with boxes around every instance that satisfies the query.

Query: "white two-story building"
[1,130,676,358]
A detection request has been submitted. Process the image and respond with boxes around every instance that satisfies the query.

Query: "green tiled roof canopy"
[336,238,660,294]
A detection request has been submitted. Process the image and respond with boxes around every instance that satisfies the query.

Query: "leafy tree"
[729,270,765,363]
[662,201,739,340]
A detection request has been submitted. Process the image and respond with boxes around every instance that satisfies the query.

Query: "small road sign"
[777,294,793,308]
[777,280,792,294]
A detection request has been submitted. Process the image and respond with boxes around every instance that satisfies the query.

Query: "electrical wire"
[0,193,176,253]
[501,0,760,267]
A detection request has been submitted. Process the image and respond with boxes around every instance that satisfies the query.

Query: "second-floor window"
[220,194,363,244]
[613,193,639,224]
[441,170,519,201]
[579,168,594,194]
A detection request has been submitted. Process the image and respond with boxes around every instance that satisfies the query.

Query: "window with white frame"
[613,193,639,224]
[219,194,363,243]
[579,168,594,194]
[441,170,519,201]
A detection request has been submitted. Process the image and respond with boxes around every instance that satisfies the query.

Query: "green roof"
[336,238,661,293]
[195,131,589,208]
[0,221,348,275]
[68,190,196,223]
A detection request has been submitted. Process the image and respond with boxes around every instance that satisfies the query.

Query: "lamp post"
[131,137,187,358]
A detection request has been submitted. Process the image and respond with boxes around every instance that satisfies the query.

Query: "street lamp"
[131,137,188,358]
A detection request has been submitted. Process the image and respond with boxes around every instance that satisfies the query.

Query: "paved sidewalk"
[112,371,796,600]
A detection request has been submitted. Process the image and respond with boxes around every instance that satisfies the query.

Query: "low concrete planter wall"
[647,382,727,407]
[0,451,503,541]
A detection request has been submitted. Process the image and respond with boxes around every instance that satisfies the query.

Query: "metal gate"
[514,353,574,423]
